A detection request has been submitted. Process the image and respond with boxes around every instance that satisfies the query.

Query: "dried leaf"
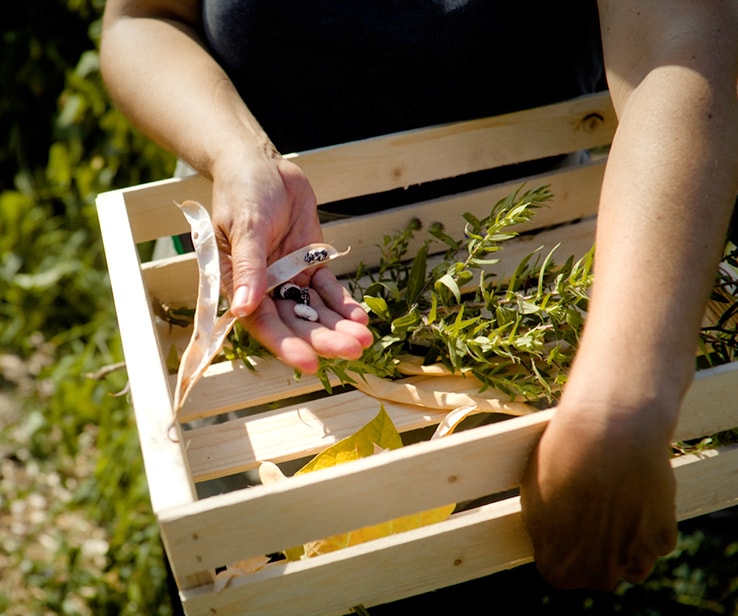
[430,404,480,439]
[345,370,534,416]
[213,556,272,592]
[290,407,455,558]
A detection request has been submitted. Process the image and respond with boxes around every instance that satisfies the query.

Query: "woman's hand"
[210,149,372,374]
[520,400,678,590]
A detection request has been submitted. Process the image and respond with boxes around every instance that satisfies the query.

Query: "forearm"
[566,3,738,428]
[100,1,273,178]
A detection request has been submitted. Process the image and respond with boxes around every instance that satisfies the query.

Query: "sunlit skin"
[522,0,738,589]
[100,0,738,590]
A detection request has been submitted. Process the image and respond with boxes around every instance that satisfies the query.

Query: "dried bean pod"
[266,243,350,292]
[173,200,238,413]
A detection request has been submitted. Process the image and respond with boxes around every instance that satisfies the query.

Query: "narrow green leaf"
[428,292,438,324]
[405,243,428,306]
[391,307,421,335]
[363,295,391,320]
[434,273,461,303]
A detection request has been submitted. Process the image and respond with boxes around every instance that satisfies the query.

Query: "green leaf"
[363,295,391,320]
[391,307,421,335]
[405,242,428,306]
[434,273,461,303]
[428,292,438,325]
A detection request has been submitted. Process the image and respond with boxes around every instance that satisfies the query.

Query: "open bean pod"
[266,244,351,292]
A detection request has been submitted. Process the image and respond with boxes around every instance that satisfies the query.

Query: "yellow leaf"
[295,405,402,475]
[292,406,455,558]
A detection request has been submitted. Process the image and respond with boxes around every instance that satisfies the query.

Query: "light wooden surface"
[158,360,738,579]
[96,90,738,614]
[121,91,615,245]
[178,444,738,616]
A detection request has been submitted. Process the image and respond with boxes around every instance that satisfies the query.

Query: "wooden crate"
[96,92,738,616]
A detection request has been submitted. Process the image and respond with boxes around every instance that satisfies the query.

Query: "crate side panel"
[166,359,736,576]
[96,191,198,513]
[178,498,529,616]
[162,411,552,576]
[176,446,738,616]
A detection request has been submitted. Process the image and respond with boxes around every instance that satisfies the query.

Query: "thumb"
[227,235,269,319]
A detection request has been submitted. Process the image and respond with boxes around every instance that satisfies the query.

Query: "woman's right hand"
[210,147,373,374]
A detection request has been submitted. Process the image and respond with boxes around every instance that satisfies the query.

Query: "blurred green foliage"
[0,2,736,615]
[1,1,175,614]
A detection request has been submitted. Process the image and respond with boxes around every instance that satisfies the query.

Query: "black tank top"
[202,1,605,154]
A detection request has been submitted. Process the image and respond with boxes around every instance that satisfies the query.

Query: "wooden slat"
[183,390,452,483]
[97,190,197,512]
[318,160,604,278]
[121,174,213,245]
[117,92,614,244]
[289,91,615,205]
[139,159,605,303]
[174,357,341,425]
[673,443,738,519]
[174,444,738,616]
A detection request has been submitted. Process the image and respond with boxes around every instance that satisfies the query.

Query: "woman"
[100,0,738,591]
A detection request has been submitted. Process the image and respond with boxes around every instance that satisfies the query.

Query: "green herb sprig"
[318,186,594,406]
[164,185,737,409]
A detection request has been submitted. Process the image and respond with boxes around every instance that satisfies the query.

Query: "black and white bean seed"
[275,282,318,321]
[303,247,329,265]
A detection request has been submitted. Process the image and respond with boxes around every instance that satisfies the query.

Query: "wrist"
[558,342,691,443]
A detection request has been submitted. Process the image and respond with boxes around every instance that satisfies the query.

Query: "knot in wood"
[390,165,405,183]
[579,112,605,133]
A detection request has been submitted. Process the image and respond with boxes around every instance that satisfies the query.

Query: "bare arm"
[100,0,372,373]
[100,1,267,176]
[521,0,738,590]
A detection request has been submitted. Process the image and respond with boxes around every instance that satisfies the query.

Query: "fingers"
[310,267,370,325]
[240,290,373,374]
[520,408,679,592]
[273,289,372,359]
[241,299,321,374]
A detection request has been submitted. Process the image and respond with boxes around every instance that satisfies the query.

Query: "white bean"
[293,303,319,322]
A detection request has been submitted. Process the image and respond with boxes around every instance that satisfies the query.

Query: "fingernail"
[232,285,251,318]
